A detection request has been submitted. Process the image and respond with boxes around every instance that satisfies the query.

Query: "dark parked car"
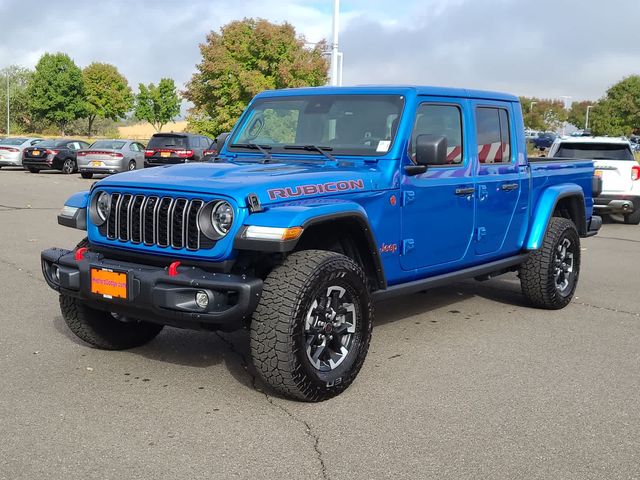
[202,132,230,161]
[23,139,90,174]
[532,132,557,151]
[144,133,212,167]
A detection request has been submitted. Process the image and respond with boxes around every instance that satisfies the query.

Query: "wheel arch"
[525,184,587,250]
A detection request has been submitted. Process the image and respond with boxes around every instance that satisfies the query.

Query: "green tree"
[520,96,567,131]
[27,53,86,135]
[590,75,640,136]
[134,78,181,132]
[83,62,133,137]
[0,66,35,134]
[567,101,595,130]
[184,18,329,136]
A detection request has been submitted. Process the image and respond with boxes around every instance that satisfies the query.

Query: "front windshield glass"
[229,94,405,156]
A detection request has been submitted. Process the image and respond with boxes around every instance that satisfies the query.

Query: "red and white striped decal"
[478,142,510,163]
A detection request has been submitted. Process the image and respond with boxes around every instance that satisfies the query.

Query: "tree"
[590,75,640,137]
[0,66,34,134]
[567,101,595,130]
[134,78,181,132]
[27,53,86,135]
[184,18,329,136]
[520,96,567,132]
[83,62,133,136]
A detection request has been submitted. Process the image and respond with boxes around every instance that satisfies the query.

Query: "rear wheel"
[128,160,136,171]
[27,167,39,173]
[59,295,164,350]
[251,250,373,401]
[62,159,76,174]
[623,210,640,225]
[80,172,93,179]
[519,217,580,309]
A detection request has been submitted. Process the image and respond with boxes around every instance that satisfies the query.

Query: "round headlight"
[211,201,234,236]
[96,192,111,223]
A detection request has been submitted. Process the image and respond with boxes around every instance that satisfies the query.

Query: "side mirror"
[415,134,448,166]
[216,132,230,148]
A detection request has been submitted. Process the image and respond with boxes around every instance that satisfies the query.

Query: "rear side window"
[409,104,463,165]
[556,143,635,160]
[476,107,511,164]
[148,135,188,149]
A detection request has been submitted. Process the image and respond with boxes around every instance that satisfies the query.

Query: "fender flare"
[234,202,386,289]
[525,184,586,250]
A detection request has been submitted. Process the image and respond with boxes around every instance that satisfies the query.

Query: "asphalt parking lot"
[1,168,639,480]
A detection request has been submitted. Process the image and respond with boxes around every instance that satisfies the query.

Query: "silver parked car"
[77,139,146,179]
[0,137,44,168]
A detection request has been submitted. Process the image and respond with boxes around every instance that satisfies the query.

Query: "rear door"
[472,102,524,256]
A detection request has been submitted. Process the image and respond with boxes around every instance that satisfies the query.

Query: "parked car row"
[0,131,230,178]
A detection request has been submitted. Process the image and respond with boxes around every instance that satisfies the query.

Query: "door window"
[409,104,463,165]
[476,107,511,163]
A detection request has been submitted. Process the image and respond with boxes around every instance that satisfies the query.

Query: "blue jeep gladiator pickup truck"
[41,86,601,401]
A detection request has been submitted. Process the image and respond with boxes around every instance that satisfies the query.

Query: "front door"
[473,103,522,256]
[400,100,475,271]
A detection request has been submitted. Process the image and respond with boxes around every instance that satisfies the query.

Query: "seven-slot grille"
[100,193,214,250]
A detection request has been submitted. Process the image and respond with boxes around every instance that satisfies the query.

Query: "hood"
[95,158,388,207]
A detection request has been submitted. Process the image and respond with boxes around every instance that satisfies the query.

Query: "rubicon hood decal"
[268,179,365,200]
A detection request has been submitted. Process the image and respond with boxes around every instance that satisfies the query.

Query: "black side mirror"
[416,134,448,166]
[216,132,230,148]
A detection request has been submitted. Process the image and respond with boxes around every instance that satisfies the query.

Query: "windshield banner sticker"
[268,179,365,200]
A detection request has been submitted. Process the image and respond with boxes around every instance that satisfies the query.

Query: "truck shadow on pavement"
[51,274,529,394]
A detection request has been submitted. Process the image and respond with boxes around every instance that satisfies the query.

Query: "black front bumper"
[594,195,640,215]
[41,248,262,331]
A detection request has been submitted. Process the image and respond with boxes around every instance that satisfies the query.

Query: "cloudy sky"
[1,0,638,102]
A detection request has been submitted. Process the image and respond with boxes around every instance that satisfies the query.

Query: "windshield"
[0,138,28,146]
[556,143,634,160]
[148,135,187,149]
[229,94,405,156]
[90,140,126,150]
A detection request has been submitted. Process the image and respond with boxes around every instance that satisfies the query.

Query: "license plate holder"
[160,151,171,158]
[90,161,105,167]
[90,267,128,300]
[33,150,40,156]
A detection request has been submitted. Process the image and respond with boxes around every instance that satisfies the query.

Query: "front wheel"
[128,160,136,171]
[59,295,164,350]
[251,250,373,402]
[519,217,581,309]
[62,159,76,174]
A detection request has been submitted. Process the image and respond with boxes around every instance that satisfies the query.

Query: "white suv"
[548,136,640,225]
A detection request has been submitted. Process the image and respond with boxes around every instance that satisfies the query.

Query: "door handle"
[455,187,475,196]
[501,183,519,191]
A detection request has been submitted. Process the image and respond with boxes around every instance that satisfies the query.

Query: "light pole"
[329,0,343,86]
[5,70,9,136]
[585,105,593,130]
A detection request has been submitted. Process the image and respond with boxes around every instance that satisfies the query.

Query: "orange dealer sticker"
[90,268,128,299]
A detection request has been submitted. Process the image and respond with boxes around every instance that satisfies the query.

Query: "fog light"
[195,291,209,310]
[51,265,60,283]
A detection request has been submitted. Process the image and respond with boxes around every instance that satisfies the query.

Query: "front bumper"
[593,195,640,215]
[41,247,262,331]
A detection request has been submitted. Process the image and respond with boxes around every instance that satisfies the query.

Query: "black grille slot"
[106,193,120,239]
[102,193,212,251]
[118,194,132,241]
[130,195,145,243]
[156,198,173,247]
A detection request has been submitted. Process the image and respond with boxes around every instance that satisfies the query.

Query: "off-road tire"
[250,250,373,402]
[519,217,580,309]
[623,210,640,225]
[27,167,38,173]
[80,172,93,179]
[59,295,164,350]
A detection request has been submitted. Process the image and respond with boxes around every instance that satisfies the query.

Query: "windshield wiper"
[283,144,336,162]
[230,143,272,161]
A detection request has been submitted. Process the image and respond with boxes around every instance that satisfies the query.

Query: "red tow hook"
[74,247,88,261]
[168,261,181,276]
